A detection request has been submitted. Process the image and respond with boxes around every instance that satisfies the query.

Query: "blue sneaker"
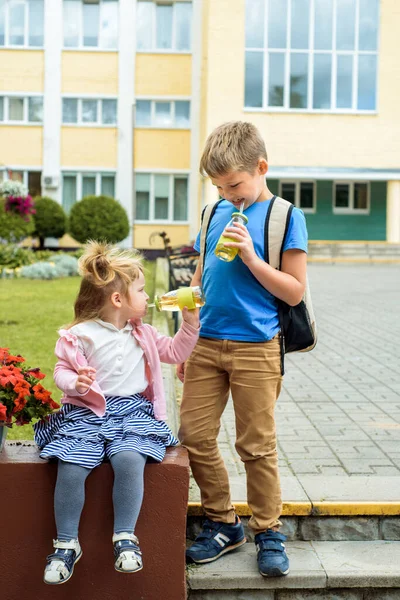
[186,516,246,564]
[255,530,289,577]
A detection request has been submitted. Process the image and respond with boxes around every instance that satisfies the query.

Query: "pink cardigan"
[53,319,199,420]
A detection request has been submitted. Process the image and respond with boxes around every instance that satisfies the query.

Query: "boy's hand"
[176,362,185,383]
[75,366,96,394]
[223,222,257,264]
[181,306,200,329]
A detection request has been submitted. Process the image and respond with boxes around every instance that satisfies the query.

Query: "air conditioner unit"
[42,175,59,189]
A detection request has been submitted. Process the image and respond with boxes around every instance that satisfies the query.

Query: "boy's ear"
[110,291,122,308]
[258,158,269,176]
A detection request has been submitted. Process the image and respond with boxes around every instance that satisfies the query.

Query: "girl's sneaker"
[113,532,143,573]
[43,538,82,585]
[255,530,289,577]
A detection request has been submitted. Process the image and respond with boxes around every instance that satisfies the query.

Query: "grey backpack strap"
[265,196,292,269]
[199,200,222,275]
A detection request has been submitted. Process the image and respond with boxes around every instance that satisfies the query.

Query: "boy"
[178,121,308,577]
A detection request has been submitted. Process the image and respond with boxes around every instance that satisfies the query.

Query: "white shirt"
[69,320,148,396]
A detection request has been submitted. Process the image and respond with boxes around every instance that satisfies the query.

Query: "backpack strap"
[199,199,223,274]
[264,196,293,268]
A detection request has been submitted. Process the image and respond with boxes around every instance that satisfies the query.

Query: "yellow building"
[0,0,399,248]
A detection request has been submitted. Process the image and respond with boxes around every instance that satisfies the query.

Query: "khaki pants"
[179,335,283,534]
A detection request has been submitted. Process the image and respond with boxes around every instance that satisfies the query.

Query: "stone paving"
[188,264,400,503]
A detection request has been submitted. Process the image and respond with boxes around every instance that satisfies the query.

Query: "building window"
[62,171,116,213]
[245,0,379,112]
[135,173,188,222]
[136,99,190,128]
[1,168,42,196]
[333,181,369,214]
[279,181,316,213]
[0,95,43,123]
[63,0,119,50]
[0,0,44,47]
[137,1,192,52]
[62,98,117,125]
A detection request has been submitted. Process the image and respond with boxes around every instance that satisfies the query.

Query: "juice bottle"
[214,212,249,262]
[149,286,205,312]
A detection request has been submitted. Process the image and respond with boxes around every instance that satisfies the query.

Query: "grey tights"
[54,451,147,540]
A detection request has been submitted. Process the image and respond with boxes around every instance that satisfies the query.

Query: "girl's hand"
[176,362,185,383]
[75,367,96,394]
[181,306,200,329]
[223,222,257,265]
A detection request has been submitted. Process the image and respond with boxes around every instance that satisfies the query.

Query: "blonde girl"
[35,241,199,585]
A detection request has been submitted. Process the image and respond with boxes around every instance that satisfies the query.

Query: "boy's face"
[211,159,268,210]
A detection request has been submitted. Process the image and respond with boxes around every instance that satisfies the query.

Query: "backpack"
[199,196,317,356]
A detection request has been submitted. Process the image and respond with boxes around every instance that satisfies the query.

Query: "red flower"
[0,403,7,421]
[0,365,24,386]
[26,368,46,380]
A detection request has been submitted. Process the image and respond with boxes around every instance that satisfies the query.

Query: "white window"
[137,1,192,52]
[135,173,188,222]
[62,98,117,125]
[0,95,43,123]
[1,168,42,196]
[333,181,369,214]
[136,99,190,128]
[279,180,316,213]
[62,171,116,213]
[0,0,44,47]
[63,0,119,50]
[245,0,379,112]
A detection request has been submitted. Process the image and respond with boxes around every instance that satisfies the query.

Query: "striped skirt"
[34,394,178,470]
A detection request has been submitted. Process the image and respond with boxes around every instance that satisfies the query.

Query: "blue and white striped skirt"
[34,394,178,469]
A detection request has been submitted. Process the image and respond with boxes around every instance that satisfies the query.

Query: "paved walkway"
[187,264,400,504]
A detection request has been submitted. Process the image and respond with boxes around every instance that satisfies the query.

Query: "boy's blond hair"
[200,121,268,178]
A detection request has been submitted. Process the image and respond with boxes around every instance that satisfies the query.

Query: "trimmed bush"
[0,197,35,243]
[33,196,68,249]
[69,195,130,244]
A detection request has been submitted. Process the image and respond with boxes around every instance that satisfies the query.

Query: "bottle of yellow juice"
[214,212,249,262]
[149,286,205,312]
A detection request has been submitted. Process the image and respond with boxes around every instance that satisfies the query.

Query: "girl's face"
[125,270,149,319]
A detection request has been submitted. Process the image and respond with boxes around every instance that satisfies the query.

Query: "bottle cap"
[176,287,196,310]
[231,212,249,224]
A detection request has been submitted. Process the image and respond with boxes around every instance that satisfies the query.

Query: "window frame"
[135,97,191,129]
[333,180,370,215]
[0,0,45,48]
[61,96,118,126]
[279,179,316,214]
[136,0,193,54]
[134,171,190,223]
[61,170,117,210]
[62,0,119,51]
[0,94,44,124]
[244,0,379,114]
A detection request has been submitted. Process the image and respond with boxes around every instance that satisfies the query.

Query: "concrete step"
[187,540,400,599]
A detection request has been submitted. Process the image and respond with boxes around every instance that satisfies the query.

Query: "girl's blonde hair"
[68,240,143,327]
[200,121,268,178]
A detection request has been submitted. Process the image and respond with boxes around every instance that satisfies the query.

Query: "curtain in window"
[135,174,150,220]
[175,2,192,51]
[173,178,188,221]
[28,97,43,122]
[82,175,96,198]
[63,0,80,47]
[100,0,118,49]
[9,1,25,45]
[101,175,115,198]
[28,0,44,46]
[102,99,117,124]
[63,175,77,213]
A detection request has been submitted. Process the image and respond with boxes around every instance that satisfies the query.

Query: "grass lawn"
[0,260,156,440]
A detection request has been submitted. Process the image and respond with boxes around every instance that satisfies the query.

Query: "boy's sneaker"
[43,538,82,585]
[186,516,246,564]
[255,530,289,577]
[113,532,143,573]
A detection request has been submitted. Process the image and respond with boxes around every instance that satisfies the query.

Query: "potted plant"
[0,348,59,451]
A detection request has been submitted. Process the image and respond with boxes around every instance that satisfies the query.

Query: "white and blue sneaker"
[186,516,246,564]
[255,530,289,577]
[43,538,82,585]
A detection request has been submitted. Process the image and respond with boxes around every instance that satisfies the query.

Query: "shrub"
[20,254,79,279]
[0,180,28,198]
[0,245,35,269]
[69,195,130,244]
[33,197,68,249]
[0,198,35,243]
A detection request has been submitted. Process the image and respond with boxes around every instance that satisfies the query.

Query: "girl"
[34,241,199,585]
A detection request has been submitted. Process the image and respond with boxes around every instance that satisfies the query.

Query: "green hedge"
[69,195,130,244]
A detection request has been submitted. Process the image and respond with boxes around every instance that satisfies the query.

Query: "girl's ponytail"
[78,240,118,287]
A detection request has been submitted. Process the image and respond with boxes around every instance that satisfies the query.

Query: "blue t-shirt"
[194,199,308,342]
